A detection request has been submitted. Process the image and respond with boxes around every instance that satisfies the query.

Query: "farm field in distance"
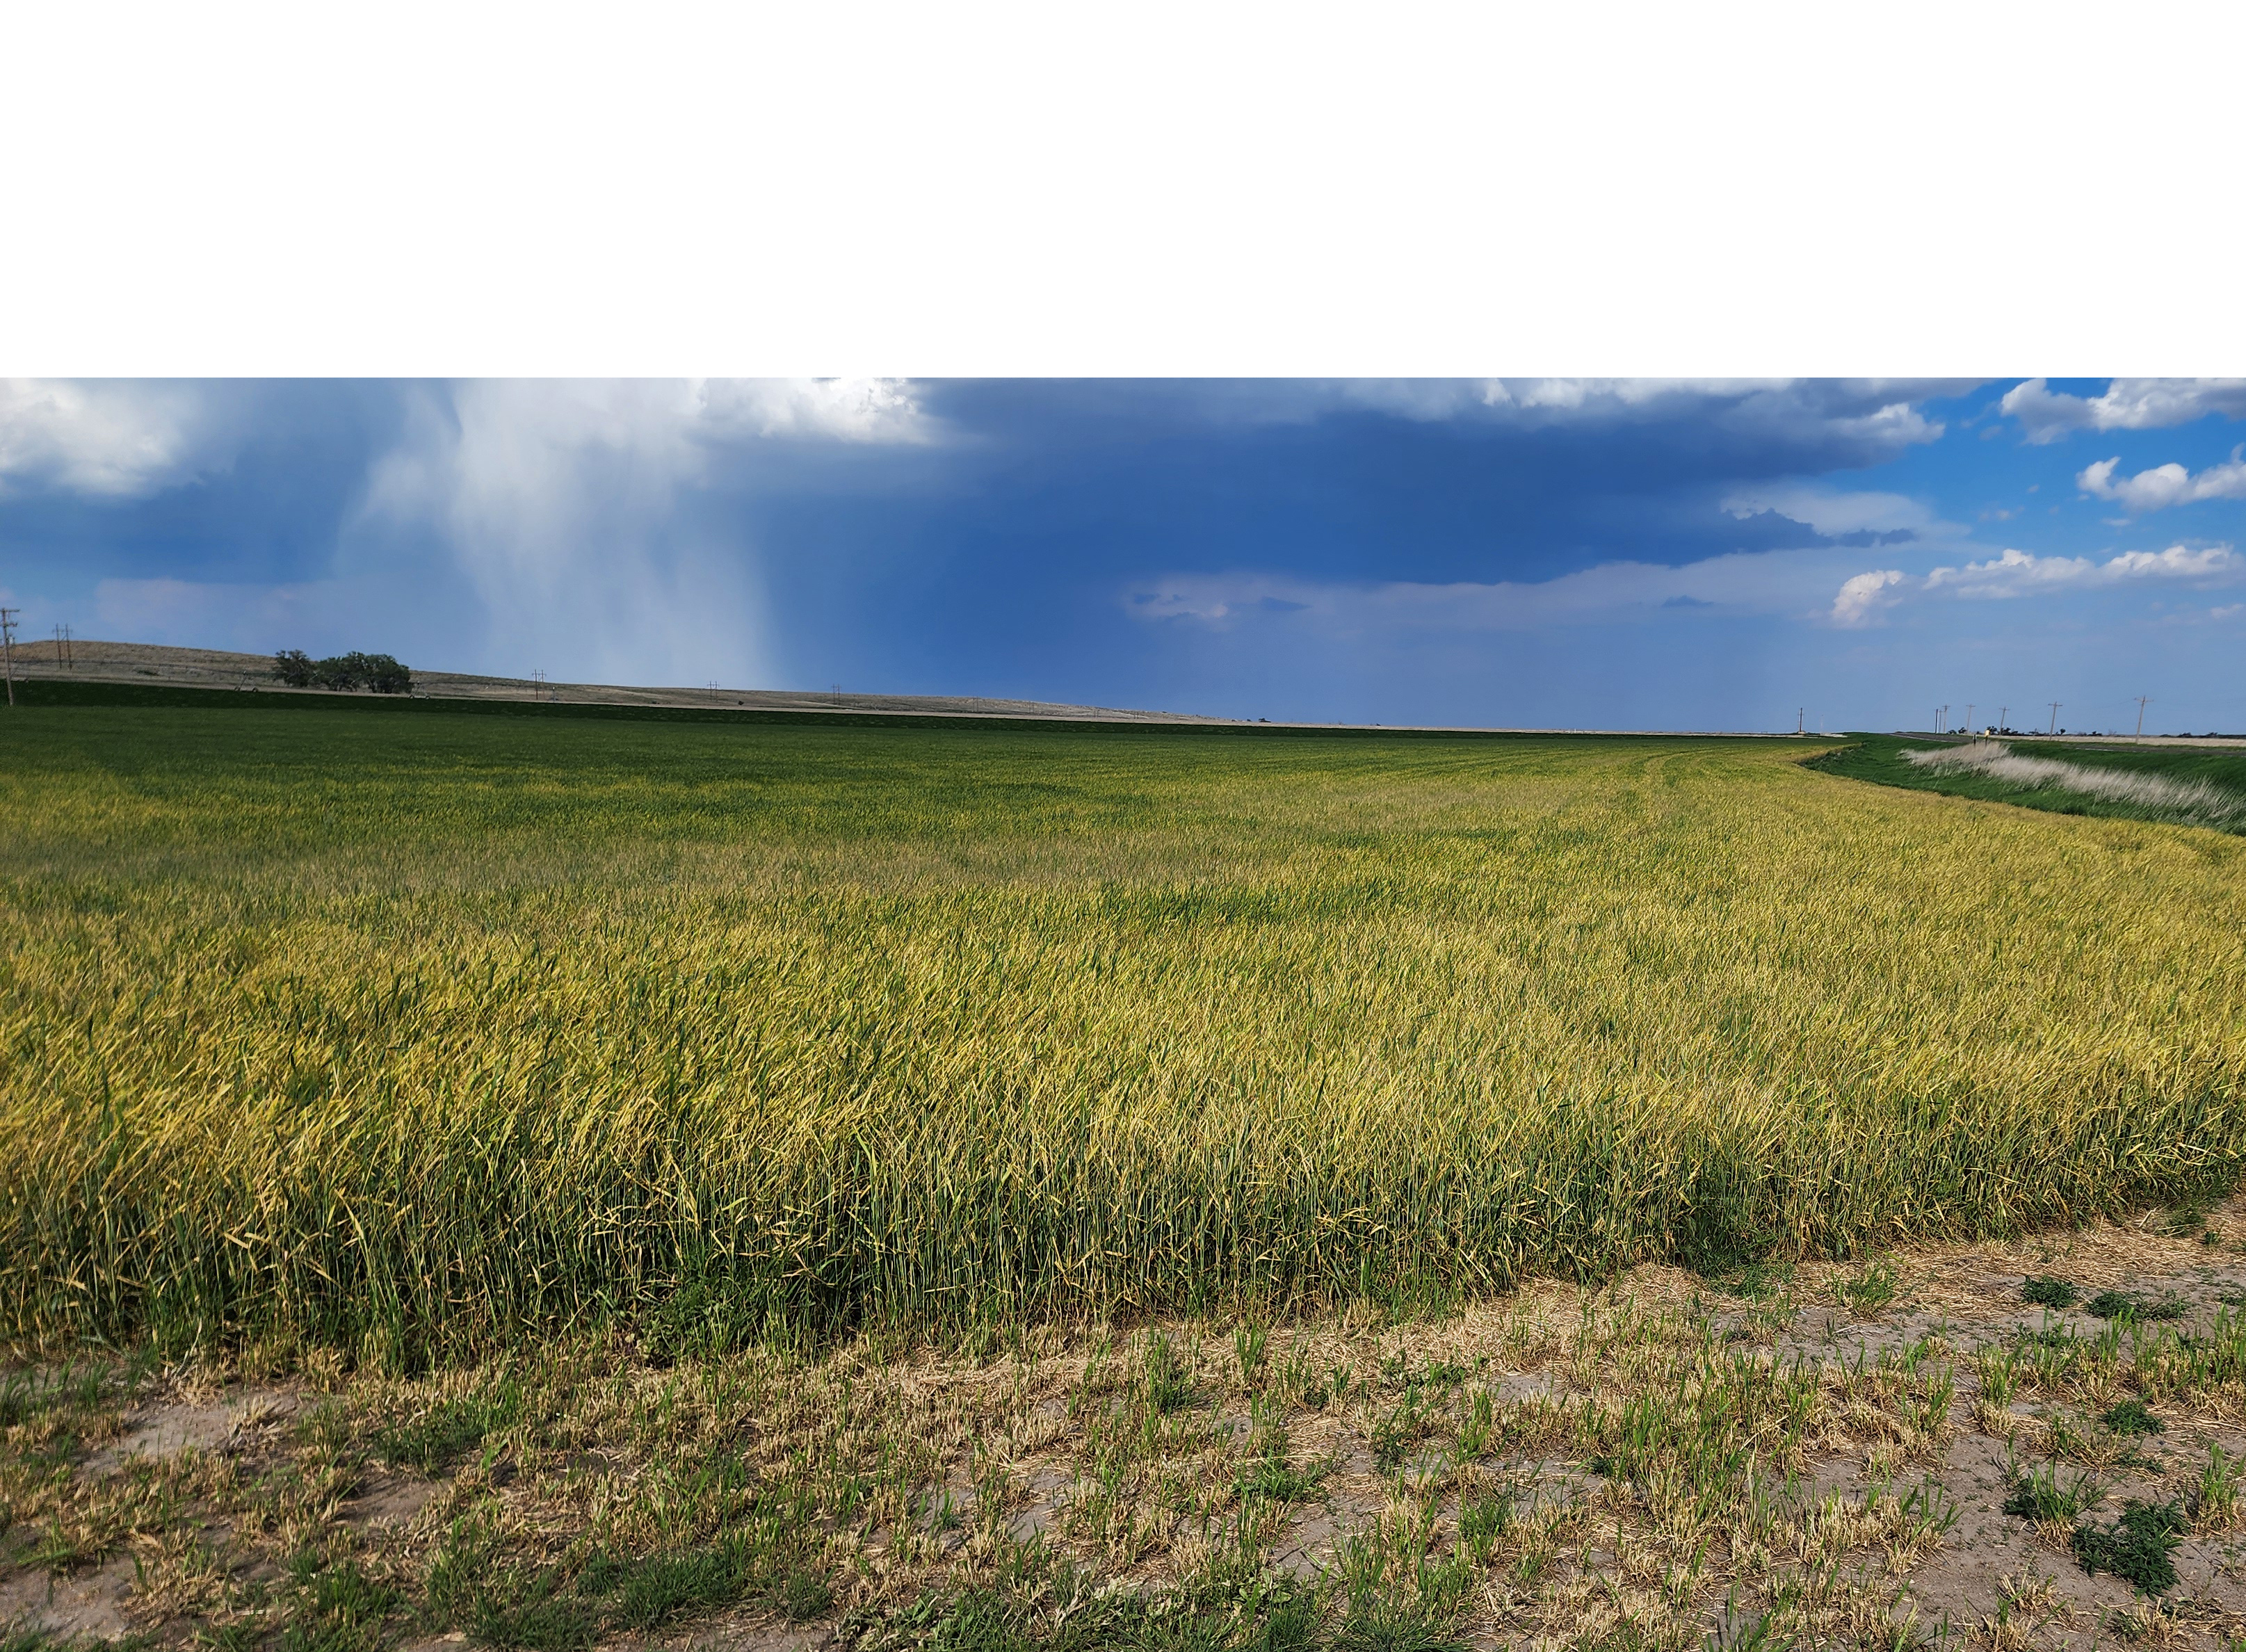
[7,703,2246,1649]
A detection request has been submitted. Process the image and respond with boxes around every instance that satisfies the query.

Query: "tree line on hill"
[270,649,413,695]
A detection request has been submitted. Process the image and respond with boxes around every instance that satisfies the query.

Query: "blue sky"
[2,378,2243,733]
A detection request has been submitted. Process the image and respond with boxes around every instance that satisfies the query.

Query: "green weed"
[2101,1400,2163,1436]
[2085,1293,2188,1323]
[2071,1500,2186,1593]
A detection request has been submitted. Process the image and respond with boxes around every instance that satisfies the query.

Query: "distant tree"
[362,653,412,695]
[311,653,364,691]
[280,649,413,694]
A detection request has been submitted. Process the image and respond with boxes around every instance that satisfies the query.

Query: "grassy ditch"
[1811,734,2246,834]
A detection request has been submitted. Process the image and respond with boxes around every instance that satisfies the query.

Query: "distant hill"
[1,639,1234,725]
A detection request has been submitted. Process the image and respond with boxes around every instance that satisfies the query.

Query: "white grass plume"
[1903,740,2246,825]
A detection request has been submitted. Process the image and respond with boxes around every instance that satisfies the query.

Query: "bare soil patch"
[13,1205,2246,1647]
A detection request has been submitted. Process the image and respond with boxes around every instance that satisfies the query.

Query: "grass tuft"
[372,1382,522,1473]
[1141,1335,1195,1416]
[2003,1462,2103,1523]
[281,1557,398,1652]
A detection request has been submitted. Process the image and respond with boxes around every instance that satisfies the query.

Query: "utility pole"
[0,608,17,706]
[53,623,73,667]
[2048,702,2061,735]
[1997,706,2008,736]
[2134,696,2151,741]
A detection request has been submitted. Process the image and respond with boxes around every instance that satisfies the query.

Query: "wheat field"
[3,708,2243,1361]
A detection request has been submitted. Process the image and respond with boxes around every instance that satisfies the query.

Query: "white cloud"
[2001,378,2246,444]
[0,379,226,497]
[696,378,932,443]
[0,376,924,505]
[1829,569,1906,628]
[1127,544,1882,635]
[10,378,929,681]
[1472,382,1948,453]
[1721,485,1948,540]
[1186,379,1805,425]
[1136,380,1957,458]
[2101,544,2240,579]
[346,379,932,687]
[1477,378,1789,413]
[355,383,738,684]
[2077,448,2246,511]
[1919,542,2241,599]
[1802,542,2243,627]
[1469,380,1957,430]
[1922,547,2094,597]
[1829,400,1942,446]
